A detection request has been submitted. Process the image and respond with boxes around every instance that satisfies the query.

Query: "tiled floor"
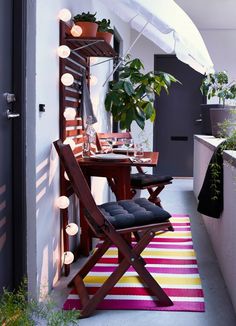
[52,178,236,325]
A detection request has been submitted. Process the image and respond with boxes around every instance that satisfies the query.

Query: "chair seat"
[99,197,171,230]
[130,173,173,187]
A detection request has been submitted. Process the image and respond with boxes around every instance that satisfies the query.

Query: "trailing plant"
[200,70,236,106]
[105,56,180,130]
[0,278,80,325]
[73,12,97,23]
[210,128,236,200]
[96,19,113,34]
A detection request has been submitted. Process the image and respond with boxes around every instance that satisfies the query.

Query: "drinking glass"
[107,137,117,153]
[134,143,144,161]
[123,138,134,155]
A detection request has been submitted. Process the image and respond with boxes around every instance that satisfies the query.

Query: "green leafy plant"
[0,279,80,325]
[73,12,97,23]
[210,128,236,200]
[200,71,236,106]
[105,56,180,130]
[96,19,114,34]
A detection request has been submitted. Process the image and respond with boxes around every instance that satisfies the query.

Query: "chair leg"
[147,186,165,207]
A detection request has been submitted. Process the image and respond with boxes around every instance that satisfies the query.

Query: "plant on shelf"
[105,56,180,130]
[73,12,98,38]
[96,18,114,43]
[96,19,113,34]
[73,11,97,23]
[200,70,236,136]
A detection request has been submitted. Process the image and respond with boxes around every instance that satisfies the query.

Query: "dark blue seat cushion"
[98,198,171,230]
[130,173,173,187]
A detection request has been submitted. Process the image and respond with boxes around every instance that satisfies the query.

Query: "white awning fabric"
[99,0,214,74]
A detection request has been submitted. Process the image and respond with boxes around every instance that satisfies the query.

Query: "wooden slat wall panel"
[59,21,117,276]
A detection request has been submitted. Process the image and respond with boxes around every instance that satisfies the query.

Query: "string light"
[62,251,74,265]
[63,138,76,150]
[64,171,69,181]
[61,73,74,86]
[90,75,98,86]
[58,8,72,22]
[65,223,79,236]
[63,107,77,120]
[90,57,98,65]
[57,45,71,58]
[56,196,70,209]
[71,25,83,37]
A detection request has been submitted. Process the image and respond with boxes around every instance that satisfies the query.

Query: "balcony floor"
[52,178,236,325]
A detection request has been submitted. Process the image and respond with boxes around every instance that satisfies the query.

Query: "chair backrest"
[53,140,107,236]
[96,132,132,151]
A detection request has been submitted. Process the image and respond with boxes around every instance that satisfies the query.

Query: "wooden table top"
[77,152,159,167]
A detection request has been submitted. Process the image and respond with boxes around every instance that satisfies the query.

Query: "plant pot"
[96,31,112,44]
[200,104,224,135]
[75,22,98,38]
[210,106,236,137]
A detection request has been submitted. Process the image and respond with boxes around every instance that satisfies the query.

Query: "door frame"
[11,0,27,288]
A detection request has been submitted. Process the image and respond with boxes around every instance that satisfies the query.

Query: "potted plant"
[96,19,114,44]
[73,12,98,38]
[105,56,180,130]
[200,71,236,136]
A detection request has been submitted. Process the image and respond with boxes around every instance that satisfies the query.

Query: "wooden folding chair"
[54,140,174,318]
[96,132,173,207]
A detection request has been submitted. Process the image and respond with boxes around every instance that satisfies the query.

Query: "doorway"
[0,0,26,291]
[153,55,204,177]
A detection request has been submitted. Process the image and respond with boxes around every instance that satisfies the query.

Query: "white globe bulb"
[63,107,77,120]
[90,57,98,65]
[90,75,98,86]
[71,25,83,37]
[61,73,74,86]
[57,45,71,58]
[62,251,74,265]
[66,223,79,236]
[56,196,70,209]
[63,138,76,151]
[64,171,69,181]
[58,9,72,22]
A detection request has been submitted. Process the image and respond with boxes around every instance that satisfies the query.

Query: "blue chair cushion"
[99,197,171,230]
[130,173,173,187]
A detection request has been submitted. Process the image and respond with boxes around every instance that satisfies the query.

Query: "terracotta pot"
[96,31,112,44]
[75,22,98,38]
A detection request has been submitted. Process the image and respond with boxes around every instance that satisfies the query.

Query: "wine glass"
[107,137,117,153]
[123,138,134,155]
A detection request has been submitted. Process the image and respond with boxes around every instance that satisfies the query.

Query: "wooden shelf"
[62,22,117,58]
[65,37,117,58]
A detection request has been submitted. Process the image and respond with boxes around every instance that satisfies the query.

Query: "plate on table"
[113,147,135,153]
[90,153,129,161]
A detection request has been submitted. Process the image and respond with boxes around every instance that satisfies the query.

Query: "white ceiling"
[175,0,236,29]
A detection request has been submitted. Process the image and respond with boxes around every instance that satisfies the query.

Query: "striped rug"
[63,215,205,312]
